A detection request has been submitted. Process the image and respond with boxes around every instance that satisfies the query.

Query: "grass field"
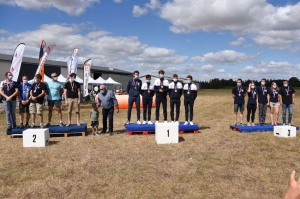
[1,89,300,199]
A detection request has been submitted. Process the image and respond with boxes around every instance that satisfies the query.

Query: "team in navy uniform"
[169,74,183,123]
[141,74,155,124]
[231,79,247,125]
[183,75,197,125]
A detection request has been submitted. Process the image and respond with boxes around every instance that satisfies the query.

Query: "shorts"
[270,102,279,108]
[48,99,62,107]
[19,103,30,113]
[91,121,99,127]
[67,98,80,113]
[234,104,244,112]
[29,103,44,114]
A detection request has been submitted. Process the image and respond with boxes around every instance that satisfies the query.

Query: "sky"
[1,0,300,81]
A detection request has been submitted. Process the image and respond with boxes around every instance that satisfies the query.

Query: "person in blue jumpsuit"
[154,70,169,123]
[126,70,142,124]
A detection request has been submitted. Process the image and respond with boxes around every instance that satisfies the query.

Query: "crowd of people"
[232,78,296,126]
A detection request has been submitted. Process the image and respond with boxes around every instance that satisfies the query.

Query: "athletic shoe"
[45,123,51,127]
[7,125,12,131]
[233,123,237,126]
[184,121,188,125]
[164,121,168,123]
[155,121,159,124]
[240,123,244,126]
[283,123,286,126]
[142,121,146,125]
[190,121,194,125]
[59,122,65,127]
[137,120,141,125]
[96,132,100,136]
[19,123,24,129]
[175,121,179,124]
[31,123,35,128]
[148,121,153,124]
[25,123,30,128]
[288,123,292,126]
[252,123,255,126]
[109,132,113,136]
[259,123,263,126]
[171,121,174,123]
[125,121,130,125]
[40,123,44,128]
[12,124,17,128]
[91,133,96,136]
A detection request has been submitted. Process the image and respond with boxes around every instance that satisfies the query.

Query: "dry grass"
[1,89,300,199]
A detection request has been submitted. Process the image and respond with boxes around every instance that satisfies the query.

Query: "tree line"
[200,77,300,89]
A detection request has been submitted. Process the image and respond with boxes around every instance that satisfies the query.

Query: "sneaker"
[125,121,130,125]
[260,123,263,126]
[240,123,244,126]
[12,124,17,128]
[137,120,141,125]
[7,125,12,130]
[288,123,292,126]
[283,123,286,126]
[184,121,188,125]
[171,121,175,123]
[155,121,159,124]
[109,132,113,136]
[31,123,35,128]
[175,121,179,124]
[142,121,146,125]
[252,123,255,126]
[190,121,194,125]
[59,122,65,127]
[45,123,51,127]
[25,123,30,128]
[19,123,24,129]
[148,121,153,124]
[91,132,96,136]
[233,123,237,126]
[247,123,250,126]
[96,132,100,136]
[164,121,168,123]
[40,123,44,128]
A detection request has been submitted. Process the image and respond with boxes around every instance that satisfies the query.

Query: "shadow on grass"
[199,126,210,130]
[48,141,60,145]
[179,136,185,142]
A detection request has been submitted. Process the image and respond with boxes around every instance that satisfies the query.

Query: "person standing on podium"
[126,70,142,125]
[141,74,154,124]
[154,70,169,123]
[169,74,183,123]
[279,80,295,126]
[18,75,31,129]
[246,82,257,126]
[231,79,246,126]
[267,82,280,126]
[183,75,197,125]
[257,78,270,126]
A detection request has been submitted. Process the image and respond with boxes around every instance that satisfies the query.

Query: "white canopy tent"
[57,74,66,82]
[75,76,83,84]
[28,74,52,83]
[105,77,121,85]
[88,76,100,84]
[95,76,108,84]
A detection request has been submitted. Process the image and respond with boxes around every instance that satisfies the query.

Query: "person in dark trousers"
[257,78,269,125]
[97,85,119,136]
[141,74,154,124]
[169,74,182,123]
[246,82,257,126]
[0,72,19,130]
[232,79,246,126]
[183,75,197,125]
[126,70,142,125]
[279,80,295,126]
[18,75,32,128]
[154,70,169,123]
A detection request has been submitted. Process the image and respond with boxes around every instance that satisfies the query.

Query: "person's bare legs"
[274,106,279,125]
[76,112,80,126]
[270,107,274,125]
[57,105,62,123]
[234,112,237,124]
[39,113,43,125]
[19,112,24,124]
[240,112,243,124]
[25,112,30,124]
[66,113,71,126]
[48,106,53,123]
[32,113,36,125]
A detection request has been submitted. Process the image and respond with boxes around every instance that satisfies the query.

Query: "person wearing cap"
[45,73,64,127]
[18,75,32,128]
[257,78,269,125]
[279,80,296,126]
[0,72,19,130]
[183,75,197,125]
[64,73,81,126]
[141,74,155,124]
[96,85,119,136]
[232,79,246,126]
[154,70,169,123]
[126,70,142,125]
[169,74,183,123]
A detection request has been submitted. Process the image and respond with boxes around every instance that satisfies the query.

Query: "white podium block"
[274,126,296,138]
[155,123,179,144]
[23,129,50,147]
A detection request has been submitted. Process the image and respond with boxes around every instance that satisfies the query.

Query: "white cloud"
[113,0,122,3]
[0,0,99,15]
[191,50,258,65]
[229,37,245,46]
[132,5,148,17]
[0,23,188,75]
[132,0,161,17]
[0,29,9,34]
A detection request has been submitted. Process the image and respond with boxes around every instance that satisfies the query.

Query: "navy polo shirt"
[127,78,142,97]
[232,86,246,104]
[256,86,269,104]
[268,89,279,103]
[247,90,257,105]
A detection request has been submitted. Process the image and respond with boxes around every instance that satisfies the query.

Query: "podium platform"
[230,124,299,133]
[7,124,87,138]
[125,122,199,135]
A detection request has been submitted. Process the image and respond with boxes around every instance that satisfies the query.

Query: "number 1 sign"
[155,123,179,144]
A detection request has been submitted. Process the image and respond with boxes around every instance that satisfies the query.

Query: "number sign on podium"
[155,123,179,144]
[23,129,50,147]
[274,126,296,138]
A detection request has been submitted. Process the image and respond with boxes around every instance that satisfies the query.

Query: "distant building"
[0,53,131,87]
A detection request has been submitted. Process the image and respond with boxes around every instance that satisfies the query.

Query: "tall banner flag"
[10,43,25,82]
[35,44,56,76]
[67,48,79,75]
[83,59,91,97]
[39,39,46,82]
